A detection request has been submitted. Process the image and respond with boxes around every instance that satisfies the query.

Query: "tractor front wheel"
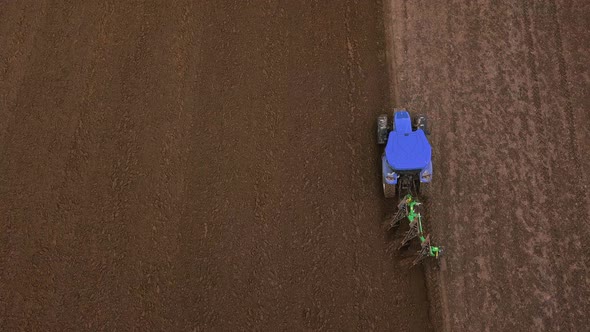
[377,114,389,145]
[413,114,430,135]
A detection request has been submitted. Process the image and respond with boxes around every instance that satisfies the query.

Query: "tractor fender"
[382,154,397,185]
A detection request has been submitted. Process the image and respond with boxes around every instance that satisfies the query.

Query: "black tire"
[383,180,396,198]
[413,114,430,135]
[413,179,421,196]
[377,114,389,145]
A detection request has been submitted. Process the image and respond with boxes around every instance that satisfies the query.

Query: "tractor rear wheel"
[383,180,396,198]
[413,179,421,196]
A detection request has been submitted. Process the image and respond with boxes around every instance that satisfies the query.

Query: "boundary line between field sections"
[381,1,450,331]
[381,0,400,104]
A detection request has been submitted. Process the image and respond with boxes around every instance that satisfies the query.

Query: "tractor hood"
[385,130,431,171]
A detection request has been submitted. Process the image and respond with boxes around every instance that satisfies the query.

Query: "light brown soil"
[384,0,590,331]
[0,1,432,331]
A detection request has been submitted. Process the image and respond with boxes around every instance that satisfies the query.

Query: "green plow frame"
[386,194,444,266]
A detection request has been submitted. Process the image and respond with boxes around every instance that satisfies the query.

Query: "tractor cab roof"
[385,111,431,171]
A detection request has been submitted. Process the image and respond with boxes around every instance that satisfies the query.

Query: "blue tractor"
[377,109,432,198]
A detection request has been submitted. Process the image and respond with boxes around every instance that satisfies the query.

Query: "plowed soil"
[1,1,432,331]
[384,0,590,331]
[2,1,589,331]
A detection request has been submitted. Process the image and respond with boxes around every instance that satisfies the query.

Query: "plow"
[385,194,443,266]
[377,109,444,266]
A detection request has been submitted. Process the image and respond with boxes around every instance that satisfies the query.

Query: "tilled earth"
[2,1,589,331]
[385,0,590,331]
[1,1,433,331]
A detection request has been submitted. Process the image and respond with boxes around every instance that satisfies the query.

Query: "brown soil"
[0,1,432,331]
[2,1,589,331]
[384,0,590,331]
